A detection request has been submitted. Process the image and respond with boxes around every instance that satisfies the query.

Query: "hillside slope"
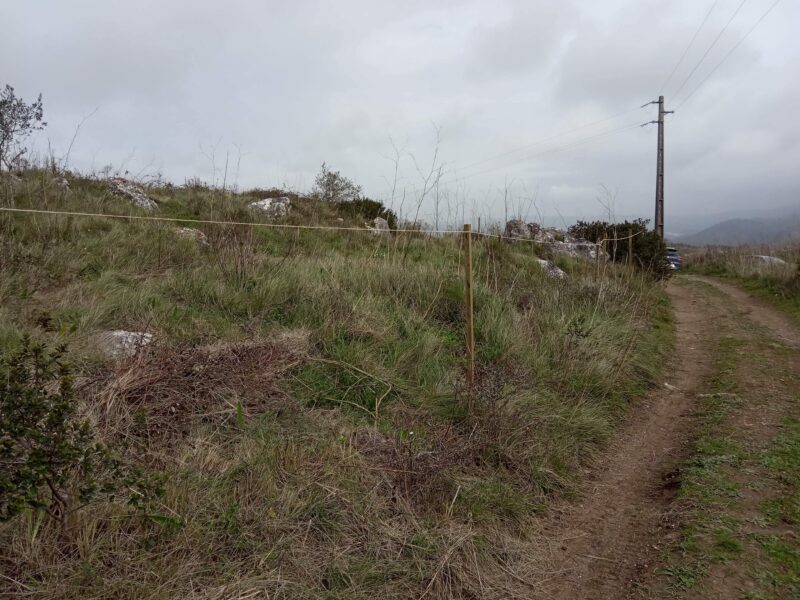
[676,215,800,246]
[0,170,671,599]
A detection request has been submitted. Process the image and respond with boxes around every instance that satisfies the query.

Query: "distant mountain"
[666,204,800,238]
[674,215,800,246]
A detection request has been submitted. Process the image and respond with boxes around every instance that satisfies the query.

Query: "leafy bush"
[0,84,46,172]
[0,338,160,522]
[312,162,362,203]
[309,163,397,228]
[569,218,669,277]
[336,197,398,229]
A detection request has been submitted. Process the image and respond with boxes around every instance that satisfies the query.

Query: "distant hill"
[675,215,800,246]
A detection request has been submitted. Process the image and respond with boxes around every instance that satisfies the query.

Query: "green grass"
[660,325,800,599]
[0,169,672,598]
[660,335,747,595]
[755,417,800,595]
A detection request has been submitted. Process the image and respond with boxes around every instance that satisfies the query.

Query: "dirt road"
[538,275,800,599]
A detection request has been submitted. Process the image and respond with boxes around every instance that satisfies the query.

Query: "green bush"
[336,197,398,229]
[0,337,160,522]
[569,218,669,277]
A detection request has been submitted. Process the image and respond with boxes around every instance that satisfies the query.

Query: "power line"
[438,123,638,187]
[440,107,640,180]
[676,0,782,109]
[438,122,641,187]
[660,0,720,93]
[671,0,748,100]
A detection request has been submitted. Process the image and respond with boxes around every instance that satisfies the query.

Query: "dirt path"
[537,275,800,599]
[688,274,799,348]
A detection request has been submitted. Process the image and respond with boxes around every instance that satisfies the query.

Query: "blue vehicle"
[666,247,682,271]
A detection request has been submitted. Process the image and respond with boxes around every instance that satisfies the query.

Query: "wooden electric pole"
[643,96,674,239]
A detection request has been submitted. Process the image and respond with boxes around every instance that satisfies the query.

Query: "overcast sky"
[3,0,798,231]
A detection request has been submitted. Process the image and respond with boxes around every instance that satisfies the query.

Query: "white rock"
[536,258,567,280]
[250,197,291,218]
[504,219,531,242]
[96,330,154,359]
[108,178,157,210]
[371,216,390,235]
[551,241,606,261]
[175,227,209,247]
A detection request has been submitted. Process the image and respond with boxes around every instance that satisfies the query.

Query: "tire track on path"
[538,278,726,598]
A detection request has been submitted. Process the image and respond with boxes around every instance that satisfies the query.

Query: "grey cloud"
[467,0,578,79]
[1,0,797,230]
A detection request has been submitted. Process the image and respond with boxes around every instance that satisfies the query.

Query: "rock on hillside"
[503,219,604,260]
[250,197,291,218]
[95,330,154,359]
[504,219,537,241]
[536,258,567,279]
[109,178,158,210]
[371,217,390,235]
[552,240,603,260]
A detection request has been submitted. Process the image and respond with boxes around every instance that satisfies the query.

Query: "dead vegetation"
[92,338,306,443]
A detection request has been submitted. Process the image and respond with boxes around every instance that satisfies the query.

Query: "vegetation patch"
[0,169,671,598]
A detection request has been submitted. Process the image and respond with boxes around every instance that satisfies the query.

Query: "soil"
[536,275,800,599]
[689,274,799,349]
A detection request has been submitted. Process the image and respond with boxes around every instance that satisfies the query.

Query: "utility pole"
[642,96,674,239]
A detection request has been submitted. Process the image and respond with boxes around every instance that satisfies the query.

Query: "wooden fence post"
[463,224,475,390]
[596,240,601,277]
[627,234,633,266]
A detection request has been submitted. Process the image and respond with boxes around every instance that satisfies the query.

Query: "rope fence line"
[0,206,464,235]
[2,204,652,403]
[0,206,650,246]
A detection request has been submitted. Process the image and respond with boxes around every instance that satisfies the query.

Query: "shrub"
[569,218,669,277]
[336,196,398,229]
[0,84,46,172]
[312,162,362,203]
[0,337,160,523]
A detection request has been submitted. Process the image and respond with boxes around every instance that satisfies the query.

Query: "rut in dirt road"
[533,275,787,599]
[689,274,800,349]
